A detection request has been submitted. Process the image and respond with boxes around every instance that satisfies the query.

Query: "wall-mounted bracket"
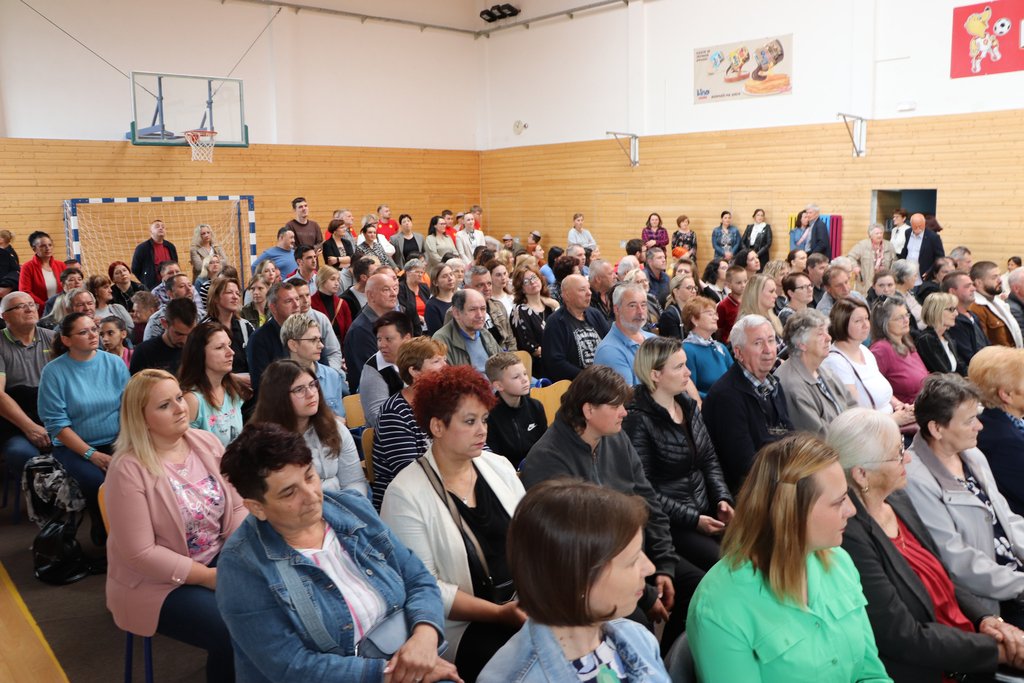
[838,112,867,157]
[607,131,639,166]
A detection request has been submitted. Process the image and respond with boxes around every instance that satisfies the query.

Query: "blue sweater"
[250,246,298,277]
[38,351,129,447]
[683,339,734,398]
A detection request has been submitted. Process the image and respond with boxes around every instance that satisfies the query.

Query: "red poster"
[951,1,1024,78]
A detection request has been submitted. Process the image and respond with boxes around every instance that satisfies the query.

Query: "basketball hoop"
[184,130,217,163]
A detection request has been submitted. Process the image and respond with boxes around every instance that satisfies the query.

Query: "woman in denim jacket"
[478,480,670,683]
[216,422,459,683]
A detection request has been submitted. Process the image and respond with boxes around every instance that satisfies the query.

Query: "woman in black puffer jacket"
[622,336,734,651]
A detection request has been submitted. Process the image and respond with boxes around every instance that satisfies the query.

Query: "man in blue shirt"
[594,283,655,385]
[251,226,298,277]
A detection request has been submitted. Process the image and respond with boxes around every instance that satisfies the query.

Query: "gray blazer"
[775,354,857,437]
[389,232,426,270]
[904,432,1024,612]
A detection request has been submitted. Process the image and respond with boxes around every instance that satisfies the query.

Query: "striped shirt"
[371,392,430,510]
[298,524,386,643]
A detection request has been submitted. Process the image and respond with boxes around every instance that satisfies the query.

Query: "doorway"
[872,189,938,238]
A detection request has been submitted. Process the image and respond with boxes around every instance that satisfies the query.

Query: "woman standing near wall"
[642,213,669,250]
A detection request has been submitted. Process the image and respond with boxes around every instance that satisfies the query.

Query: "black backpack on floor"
[22,455,91,585]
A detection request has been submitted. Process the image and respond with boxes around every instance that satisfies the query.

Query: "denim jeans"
[157,555,234,683]
[2,434,41,482]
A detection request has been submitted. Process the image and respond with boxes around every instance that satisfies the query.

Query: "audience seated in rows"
[131,298,198,376]
[593,283,655,386]
[870,294,930,406]
[542,274,609,382]
[943,270,992,365]
[345,270,400,392]
[397,258,430,337]
[680,296,732,399]
[433,289,500,374]
[971,347,1024,519]
[246,281,299,396]
[509,264,557,379]
[915,292,968,375]
[310,264,352,344]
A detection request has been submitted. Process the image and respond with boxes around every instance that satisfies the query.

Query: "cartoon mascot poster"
[951,1,1024,78]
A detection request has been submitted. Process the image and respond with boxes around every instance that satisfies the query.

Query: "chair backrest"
[344,394,365,429]
[513,349,533,379]
[530,379,570,426]
[664,632,695,683]
[97,484,109,534]
[361,428,375,484]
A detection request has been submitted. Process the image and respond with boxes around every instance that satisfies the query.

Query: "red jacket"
[19,255,67,307]
[310,291,353,349]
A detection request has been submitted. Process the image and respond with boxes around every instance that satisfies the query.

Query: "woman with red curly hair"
[381,364,527,683]
[108,260,145,312]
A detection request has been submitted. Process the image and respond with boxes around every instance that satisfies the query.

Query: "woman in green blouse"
[687,433,892,683]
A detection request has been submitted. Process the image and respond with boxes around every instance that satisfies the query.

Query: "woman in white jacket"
[381,364,526,683]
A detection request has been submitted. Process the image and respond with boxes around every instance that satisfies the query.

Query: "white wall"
[3,0,1024,150]
[0,0,480,148]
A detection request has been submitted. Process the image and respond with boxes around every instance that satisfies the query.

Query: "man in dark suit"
[805,203,831,260]
[897,213,945,284]
[131,220,179,290]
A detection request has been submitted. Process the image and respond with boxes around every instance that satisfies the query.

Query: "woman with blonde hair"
[190,223,227,281]
[310,264,351,344]
[688,434,888,683]
[195,252,222,306]
[738,273,784,337]
[916,292,966,375]
[832,407,1024,682]
[106,369,246,682]
[972,346,1024,518]
[657,272,699,339]
[762,259,790,312]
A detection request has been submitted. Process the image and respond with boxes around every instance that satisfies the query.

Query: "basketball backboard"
[127,71,248,147]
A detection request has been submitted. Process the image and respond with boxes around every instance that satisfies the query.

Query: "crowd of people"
[5,198,1024,683]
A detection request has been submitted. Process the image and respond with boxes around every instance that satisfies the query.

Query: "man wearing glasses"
[0,292,56,482]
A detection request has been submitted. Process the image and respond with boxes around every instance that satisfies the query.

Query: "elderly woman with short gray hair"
[775,308,856,437]
[905,374,1024,629]
[832,407,1024,682]
[848,223,896,297]
[891,260,925,332]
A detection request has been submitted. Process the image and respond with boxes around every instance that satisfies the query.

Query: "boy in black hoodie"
[484,353,547,469]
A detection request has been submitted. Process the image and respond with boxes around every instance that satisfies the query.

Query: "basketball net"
[184,130,217,163]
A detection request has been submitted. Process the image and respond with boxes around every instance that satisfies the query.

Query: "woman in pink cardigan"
[105,369,247,683]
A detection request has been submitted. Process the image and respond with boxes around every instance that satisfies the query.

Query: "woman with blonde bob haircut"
[832,407,1024,682]
[478,480,670,683]
[106,369,246,682]
[687,434,888,683]
[972,346,1024,518]
[916,292,967,376]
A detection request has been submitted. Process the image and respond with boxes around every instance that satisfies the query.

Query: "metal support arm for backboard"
[128,75,216,141]
[607,131,639,166]
[838,113,867,157]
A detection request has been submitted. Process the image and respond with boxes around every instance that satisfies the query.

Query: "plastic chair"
[664,632,695,683]
[361,428,375,484]
[2,462,21,524]
[530,379,570,426]
[513,350,533,379]
[99,485,154,683]
[344,395,365,430]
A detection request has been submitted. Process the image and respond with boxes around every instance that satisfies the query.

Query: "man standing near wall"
[251,227,299,277]
[441,210,458,242]
[376,205,399,241]
[470,204,484,232]
[286,197,323,253]
[804,204,831,260]
[897,213,944,286]
[131,220,179,291]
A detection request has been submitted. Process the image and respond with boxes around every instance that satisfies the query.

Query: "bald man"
[897,212,945,286]
[541,273,611,382]
[344,270,402,392]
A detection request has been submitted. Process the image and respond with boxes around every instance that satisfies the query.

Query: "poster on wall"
[693,34,793,104]
[951,1,1024,78]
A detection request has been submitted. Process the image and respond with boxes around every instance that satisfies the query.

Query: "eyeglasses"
[944,306,958,313]
[298,336,324,345]
[683,285,698,292]
[5,303,34,313]
[523,276,539,285]
[794,283,814,291]
[289,379,320,397]
[891,313,911,322]
[877,441,906,464]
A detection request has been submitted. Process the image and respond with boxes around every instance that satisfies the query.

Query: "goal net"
[62,195,256,285]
